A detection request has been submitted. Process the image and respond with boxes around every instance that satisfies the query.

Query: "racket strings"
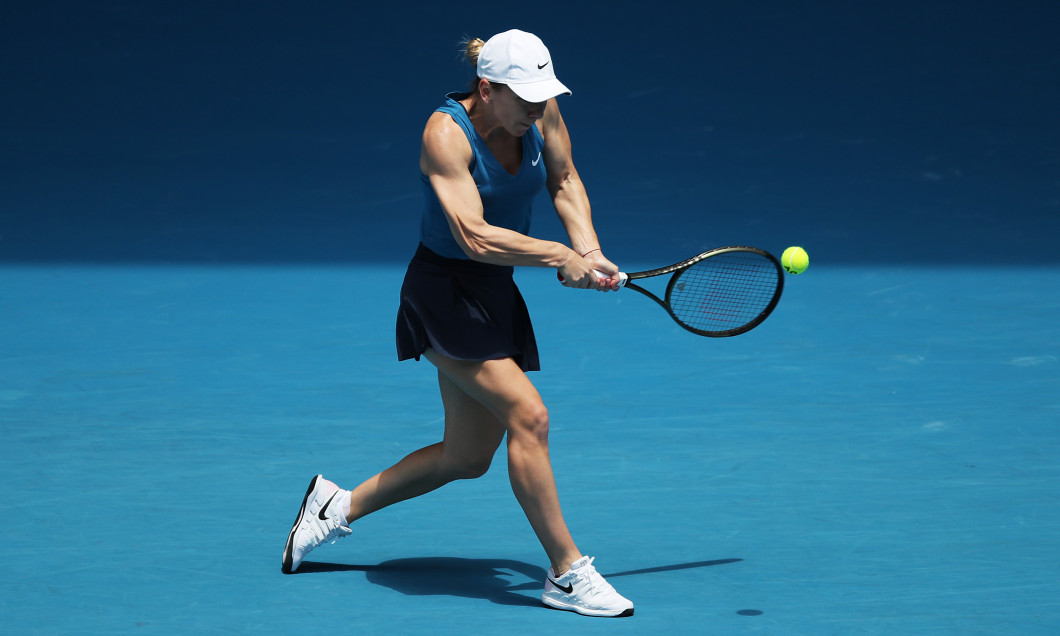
[668,252,779,334]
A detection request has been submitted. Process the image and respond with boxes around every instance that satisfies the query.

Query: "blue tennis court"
[3,2,1058,634]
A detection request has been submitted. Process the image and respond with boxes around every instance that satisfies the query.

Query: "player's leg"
[423,352,582,576]
[424,353,633,617]
[283,368,505,573]
[345,369,506,522]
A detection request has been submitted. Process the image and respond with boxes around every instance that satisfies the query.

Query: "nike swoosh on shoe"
[548,577,574,594]
[318,492,339,521]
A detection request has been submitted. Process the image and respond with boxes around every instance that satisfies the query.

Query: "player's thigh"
[437,369,506,461]
[425,351,546,429]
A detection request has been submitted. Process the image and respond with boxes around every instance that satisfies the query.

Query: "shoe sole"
[541,598,634,618]
[281,474,322,574]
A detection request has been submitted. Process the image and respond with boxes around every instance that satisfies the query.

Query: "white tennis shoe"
[541,556,634,617]
[281,475,352,574]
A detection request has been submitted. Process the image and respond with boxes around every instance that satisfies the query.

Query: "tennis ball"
[781,246,809,274]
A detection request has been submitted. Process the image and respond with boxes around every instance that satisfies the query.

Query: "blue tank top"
[419,92,547,260]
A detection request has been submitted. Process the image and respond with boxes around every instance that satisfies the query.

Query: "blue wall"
[3,1,1058,264]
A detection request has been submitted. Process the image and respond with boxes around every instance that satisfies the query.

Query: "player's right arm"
[419,113,601,288]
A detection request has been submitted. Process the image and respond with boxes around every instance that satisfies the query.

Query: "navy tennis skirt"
[396,244,540,372]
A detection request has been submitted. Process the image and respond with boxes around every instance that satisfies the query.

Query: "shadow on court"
[297,557,742,607]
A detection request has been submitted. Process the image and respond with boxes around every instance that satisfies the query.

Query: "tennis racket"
[561,246,784,337]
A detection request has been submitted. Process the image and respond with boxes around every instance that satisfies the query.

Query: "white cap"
[476,29,572,103]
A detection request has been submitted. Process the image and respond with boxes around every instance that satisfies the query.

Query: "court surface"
[2,2,1059,634]
[3,264,1058,634]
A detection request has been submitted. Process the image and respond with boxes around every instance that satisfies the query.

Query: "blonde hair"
[461,37,485,67]
[460,37,493,93]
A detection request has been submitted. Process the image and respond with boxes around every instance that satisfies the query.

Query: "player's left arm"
[539,100,620,283]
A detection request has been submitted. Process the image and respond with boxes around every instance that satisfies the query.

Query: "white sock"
[336,489,352,524]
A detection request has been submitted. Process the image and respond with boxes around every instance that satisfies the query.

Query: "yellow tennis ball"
[781,246,809,274]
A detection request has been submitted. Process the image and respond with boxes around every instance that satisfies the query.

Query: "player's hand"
[558,249,620,291]
[583,250,621,291]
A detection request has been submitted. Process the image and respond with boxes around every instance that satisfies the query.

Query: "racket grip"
[557,270,628,287]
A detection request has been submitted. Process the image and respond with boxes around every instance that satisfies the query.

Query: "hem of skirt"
[398,344,539,372]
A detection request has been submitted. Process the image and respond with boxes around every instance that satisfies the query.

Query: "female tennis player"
[282,29,633,618]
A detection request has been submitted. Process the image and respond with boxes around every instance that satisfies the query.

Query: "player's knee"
[511,402,550,443]
[443,448,495,480]
[457,455,493,479]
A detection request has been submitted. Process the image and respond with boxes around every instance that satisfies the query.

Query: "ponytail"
[461,37,485,67]
[460,37,486,92]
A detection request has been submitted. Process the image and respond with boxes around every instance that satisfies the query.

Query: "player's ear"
[479,79,493,103]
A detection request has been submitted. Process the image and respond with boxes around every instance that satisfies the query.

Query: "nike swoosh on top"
[531,152,542,167]
[318,492,338,521]
[548,577,574,594]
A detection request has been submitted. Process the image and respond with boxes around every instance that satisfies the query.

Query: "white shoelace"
[575,558,618,599]
[321,523,351,544]
[305,512,350,546]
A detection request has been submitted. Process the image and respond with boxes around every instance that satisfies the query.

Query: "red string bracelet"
[581,248,601,258]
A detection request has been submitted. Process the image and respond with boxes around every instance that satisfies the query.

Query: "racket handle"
[557,270,628,287]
